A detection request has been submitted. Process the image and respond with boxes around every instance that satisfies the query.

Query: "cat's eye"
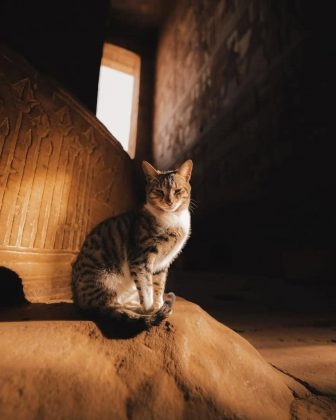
[154,189,164,197]
[174,189,182,195]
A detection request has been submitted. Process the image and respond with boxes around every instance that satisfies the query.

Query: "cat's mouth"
[159,203,181,212]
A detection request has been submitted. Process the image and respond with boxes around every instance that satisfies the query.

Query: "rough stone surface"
[0,47,136,302]
[154,1,304,169]
[0,299,293,420]
[170,270,336,419]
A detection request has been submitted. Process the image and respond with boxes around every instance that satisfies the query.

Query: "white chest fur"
[146,205,191,272]
[156,208,190,231]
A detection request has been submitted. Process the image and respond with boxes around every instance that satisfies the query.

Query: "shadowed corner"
[0,266,29,306]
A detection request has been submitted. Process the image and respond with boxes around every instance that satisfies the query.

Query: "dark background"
[0,0,335,282]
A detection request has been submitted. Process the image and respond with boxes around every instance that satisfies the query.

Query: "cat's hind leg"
[149,292,176,326]
[98,293,176,326]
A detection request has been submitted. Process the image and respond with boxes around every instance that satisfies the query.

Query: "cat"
[71,159,193,326]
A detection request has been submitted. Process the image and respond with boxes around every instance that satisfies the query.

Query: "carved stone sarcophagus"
[0,47,136,302]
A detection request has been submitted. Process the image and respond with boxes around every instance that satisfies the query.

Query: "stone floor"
[169,270,336,416]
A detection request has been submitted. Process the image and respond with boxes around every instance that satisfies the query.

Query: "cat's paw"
[152,299,164,312]
[139,306,154,315]
[164,292,176,306]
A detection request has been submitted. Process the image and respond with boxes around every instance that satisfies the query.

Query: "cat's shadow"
[0,266,152,339]
[93,313,150,339]
[0,301,148,339]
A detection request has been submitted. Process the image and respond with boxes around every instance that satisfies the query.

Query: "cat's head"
[142,160,193,212]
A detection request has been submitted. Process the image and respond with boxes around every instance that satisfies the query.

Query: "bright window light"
[96,43,140,158]
[96,65,135,152]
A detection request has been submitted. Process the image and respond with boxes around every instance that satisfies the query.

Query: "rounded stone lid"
[0,46,136,302]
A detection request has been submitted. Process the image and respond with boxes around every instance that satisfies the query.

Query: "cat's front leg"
[130,255,155,313]
[141,272,153,313]
[153,268,168,310]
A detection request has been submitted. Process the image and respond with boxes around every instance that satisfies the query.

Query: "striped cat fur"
[71,160,193,326]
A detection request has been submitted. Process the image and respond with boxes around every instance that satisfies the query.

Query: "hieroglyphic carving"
[0,46,136,301]
[7,128,34,246]
[59,134,82,250]
[0,117,10,155]
[0,77,40,247]
[76,127,97,249]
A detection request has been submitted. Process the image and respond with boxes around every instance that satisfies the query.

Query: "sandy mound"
[0,298,293,419]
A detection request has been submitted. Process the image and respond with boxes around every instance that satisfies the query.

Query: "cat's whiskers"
[189,198,198,213]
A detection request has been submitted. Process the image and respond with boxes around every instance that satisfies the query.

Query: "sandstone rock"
[0,46,136,302]
[0,298,293,419]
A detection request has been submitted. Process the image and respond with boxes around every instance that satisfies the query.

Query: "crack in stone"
[270,363,334,399]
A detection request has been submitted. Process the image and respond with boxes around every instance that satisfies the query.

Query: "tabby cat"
[71,160,193,326]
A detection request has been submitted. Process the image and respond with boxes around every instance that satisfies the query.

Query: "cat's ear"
[177,160,193,181]
[142,161,158,179]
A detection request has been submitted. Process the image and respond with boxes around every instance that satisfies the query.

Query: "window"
[96,43,140,158]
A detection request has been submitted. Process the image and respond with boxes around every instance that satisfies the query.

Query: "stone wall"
[153,1,335,278]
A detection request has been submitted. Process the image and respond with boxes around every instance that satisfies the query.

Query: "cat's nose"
[166,192,175,205]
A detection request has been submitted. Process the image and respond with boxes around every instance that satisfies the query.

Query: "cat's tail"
[102,292,176,327]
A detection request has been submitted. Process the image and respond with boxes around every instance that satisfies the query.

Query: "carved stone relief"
[0,47,136,302]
